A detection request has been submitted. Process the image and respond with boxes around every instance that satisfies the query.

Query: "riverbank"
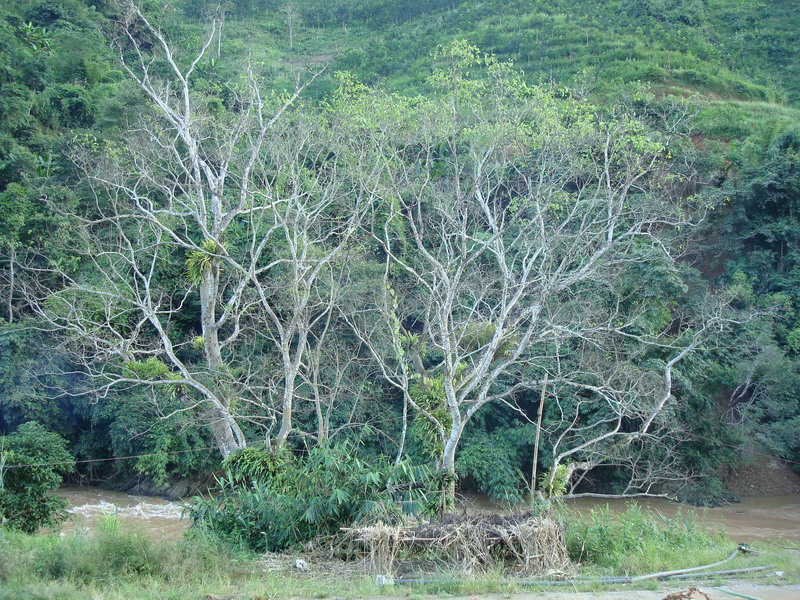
[725,454,800,498]
[57,486,800,542]
[565,494,800,542]
[0,523,797,600]
[3,487,792,600]
[4,492,800,600]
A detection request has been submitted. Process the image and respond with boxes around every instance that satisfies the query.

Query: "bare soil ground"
[375,583,799,600]
[726,455,800,497]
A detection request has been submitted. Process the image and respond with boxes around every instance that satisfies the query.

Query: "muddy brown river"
[465,493,800,542]
[58,486,800,543]
[59,486,189,539]
[567,495,800,542]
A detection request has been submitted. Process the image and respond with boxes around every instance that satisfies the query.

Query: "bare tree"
[280,2,301,51]
[339,42,726,505]
[23,1,363,457]
[539,299,736,499]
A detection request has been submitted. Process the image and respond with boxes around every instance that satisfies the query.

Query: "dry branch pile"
[349,511,571,576]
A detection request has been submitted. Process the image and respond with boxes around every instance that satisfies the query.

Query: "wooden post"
[530,373,548,507]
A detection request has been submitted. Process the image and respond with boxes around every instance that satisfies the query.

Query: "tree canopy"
[0,0,797,512]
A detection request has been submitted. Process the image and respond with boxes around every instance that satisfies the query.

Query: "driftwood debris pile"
[349,511,571,575]
[663,587,713,600]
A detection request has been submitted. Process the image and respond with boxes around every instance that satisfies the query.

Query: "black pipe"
[393,565,772,587]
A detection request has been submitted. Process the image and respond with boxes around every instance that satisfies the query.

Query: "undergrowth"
[0,512,796,600]
[0,518,384,600]
[187,442,436,552]
[0,515,230,588]
[565,504,728,574]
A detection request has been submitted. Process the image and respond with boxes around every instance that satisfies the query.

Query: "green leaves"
[222,445,293,485]
[124,357,177,381]
[566,504,720,570]
[451,412,536,504]
[0,421,75,533]
[185,239,225,284]
[187,442,436,552]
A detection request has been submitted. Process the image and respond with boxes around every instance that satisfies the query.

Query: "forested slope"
[0,0,798,507]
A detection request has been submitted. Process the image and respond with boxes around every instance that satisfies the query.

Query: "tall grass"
[0,516,231,595]
[565,504,728,575]
[0,519,384,600]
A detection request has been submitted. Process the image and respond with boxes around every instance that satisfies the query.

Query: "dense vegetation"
[1,511,796,600]
[0,422,74,532]
[187,443,433,551]
[0,0,798,540]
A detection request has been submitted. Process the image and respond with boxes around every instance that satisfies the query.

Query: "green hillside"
[320,0,798,103]
[208,0,795,104]
[209,1,800,141]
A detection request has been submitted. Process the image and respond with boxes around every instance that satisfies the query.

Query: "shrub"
[455,428,530,504]
[0,421,75,533]
[221,445,293,484]
[187,442,436,552]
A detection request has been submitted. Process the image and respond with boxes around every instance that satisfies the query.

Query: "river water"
[57,486,800,542]
[464,493,800,542]
[566,495,800,542]
[59,486,189,540]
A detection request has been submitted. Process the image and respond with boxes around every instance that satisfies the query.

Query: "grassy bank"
[0,520,382,600]
[1,508,798,600]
